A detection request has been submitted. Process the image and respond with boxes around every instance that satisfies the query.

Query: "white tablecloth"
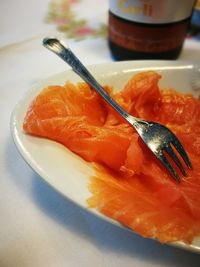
[1,1,200,266]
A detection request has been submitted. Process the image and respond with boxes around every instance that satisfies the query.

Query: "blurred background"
[0,0,108,48]
[1,0,200,58]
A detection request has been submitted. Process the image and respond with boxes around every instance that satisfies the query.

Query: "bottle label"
[109,12,189,53]
[109,0,196,24]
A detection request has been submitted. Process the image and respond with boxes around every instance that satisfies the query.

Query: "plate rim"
[10,60,200,254]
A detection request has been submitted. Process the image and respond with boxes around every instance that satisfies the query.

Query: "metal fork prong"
[165,145,187,176]
[172,138,192,170]
[158,153,180,182]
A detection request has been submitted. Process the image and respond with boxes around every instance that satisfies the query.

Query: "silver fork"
[43,37,192,182]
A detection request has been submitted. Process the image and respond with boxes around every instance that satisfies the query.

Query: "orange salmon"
[23,71,200,243]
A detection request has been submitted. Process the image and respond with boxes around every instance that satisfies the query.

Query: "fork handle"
[43,38,132,123]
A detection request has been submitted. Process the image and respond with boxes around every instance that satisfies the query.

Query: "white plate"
[11,60,200,254]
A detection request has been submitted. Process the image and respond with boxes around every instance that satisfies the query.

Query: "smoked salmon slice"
[23,71,200,243]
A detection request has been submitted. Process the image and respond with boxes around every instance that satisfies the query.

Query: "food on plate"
[23,71,200,244]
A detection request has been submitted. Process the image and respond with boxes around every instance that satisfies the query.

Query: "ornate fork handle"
[43,37,139,126]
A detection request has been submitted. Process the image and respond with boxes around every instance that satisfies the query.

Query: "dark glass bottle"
[108,0,196,60]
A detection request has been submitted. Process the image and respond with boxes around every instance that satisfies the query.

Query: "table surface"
[1,1,200,266]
